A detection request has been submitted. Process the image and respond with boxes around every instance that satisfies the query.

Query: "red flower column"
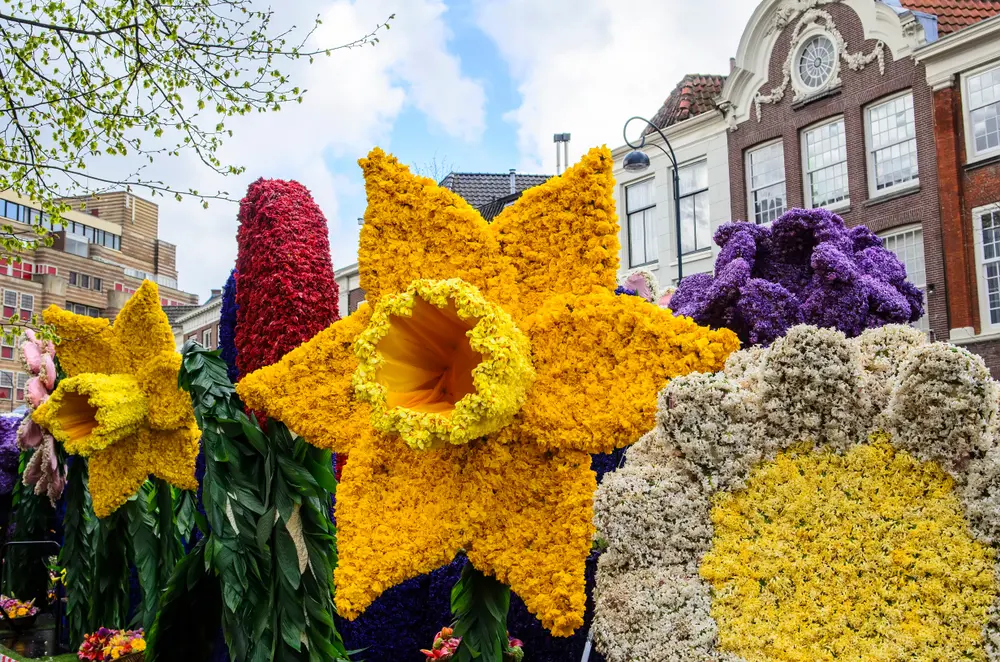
[235,178,340,379]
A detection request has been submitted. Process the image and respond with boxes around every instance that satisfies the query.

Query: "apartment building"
[0,190,198,411]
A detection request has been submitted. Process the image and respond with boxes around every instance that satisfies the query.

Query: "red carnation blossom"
[234,178,341,382]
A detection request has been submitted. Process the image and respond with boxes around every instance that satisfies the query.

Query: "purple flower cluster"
[219,269,239,384]
[0,413,24,495]
[670,208,924,346]
[614,286,639,297]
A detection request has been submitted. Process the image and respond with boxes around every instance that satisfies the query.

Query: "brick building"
[0,190,198,411]
[914,10,1000,369]
[170,289,223,351]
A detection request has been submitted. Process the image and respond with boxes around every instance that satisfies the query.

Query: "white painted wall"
[612,110,731,288]
[335,263,361,319]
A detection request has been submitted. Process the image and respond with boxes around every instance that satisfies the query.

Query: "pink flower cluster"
[17,330,66,503]
[420,627,525,661]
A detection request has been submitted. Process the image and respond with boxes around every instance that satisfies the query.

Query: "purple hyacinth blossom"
[0,413,25,495]
[670,208,924,346]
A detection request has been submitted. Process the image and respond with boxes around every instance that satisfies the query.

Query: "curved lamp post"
[621,115,684,283]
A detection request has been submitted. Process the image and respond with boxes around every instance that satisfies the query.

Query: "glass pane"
[643,209,657,263]
[750,142,785,190]
[629,211,646,267]
[626,179,653,211]
[873,138,919,190]
[754,182,787,225]
[869,94,916,150]
[678,161,707,196]
[680,197,696,254]
[809,161,850,208]
[798,35,836,89]
[985,212,1000,262]
[971,103,1000,154]
[695,191,710,251]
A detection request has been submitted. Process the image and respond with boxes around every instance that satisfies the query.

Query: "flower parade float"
[670,208,924,346]
[235,145,738,659]
[592,323,1000,661]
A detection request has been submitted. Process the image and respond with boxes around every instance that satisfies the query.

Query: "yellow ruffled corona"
[237,146,739,635]
[33,281,201,518]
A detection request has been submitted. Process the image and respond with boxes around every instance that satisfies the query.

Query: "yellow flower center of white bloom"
[353,278,534,451]
[699,438,996,662]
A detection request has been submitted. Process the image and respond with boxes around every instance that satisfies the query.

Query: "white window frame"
[963,61,1000,164]
[974,202,1000,334]
[801,115,850,211]
[746,139,787,226]
[677,159,711,256]
[203,328,213,349]
[0,370,12,402]
[879,224,928,333]
[864,91,919,198]
[624,177,657,268]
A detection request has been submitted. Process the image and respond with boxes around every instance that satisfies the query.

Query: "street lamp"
[621,116,684,283]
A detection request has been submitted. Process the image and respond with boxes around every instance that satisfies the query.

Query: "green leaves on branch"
[451,563,512,662]
[90,509,130,630]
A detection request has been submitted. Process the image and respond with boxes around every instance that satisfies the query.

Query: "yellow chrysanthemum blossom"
[701,437,996,661]
[33,281,200,518]
[237,146,739,635]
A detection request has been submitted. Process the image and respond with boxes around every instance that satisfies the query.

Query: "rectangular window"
[87,306,100,318]
[93,277,102,292]
[2,290,15,318]
[979,205,1000,328]
[0,371,12,401]
[625,179,657,267]
[71,303,86,316]
[678,161,710,254]
[880,227,928,332]
[0,336,13,360]
[203,328,213,349]
[802,117,849,209]
[966,64,1000,158]
[15,373,27,402]
[69,272,78,286]
[866,93,918,194]
[80,274,90,289]
[747,141,787,225]
[19,293,33,321]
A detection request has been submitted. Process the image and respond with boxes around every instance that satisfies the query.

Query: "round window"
[797,34,836,90]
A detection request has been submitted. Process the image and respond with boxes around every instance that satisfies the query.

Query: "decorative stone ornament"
[754,3,886,119]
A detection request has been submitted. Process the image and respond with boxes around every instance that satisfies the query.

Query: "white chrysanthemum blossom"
[594,324,1000,662]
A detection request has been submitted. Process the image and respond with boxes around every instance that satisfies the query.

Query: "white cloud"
[474,0,757,172]
[106,0,485,300]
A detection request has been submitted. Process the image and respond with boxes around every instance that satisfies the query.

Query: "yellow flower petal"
[43,307,124,377]
[464,443,595,637]
[237,306,374,453]
[34,374,147,456]
[491,147,619,320]
[88,434,154,518]
[137,351,196,430]
[356,148,515,307]
[334,431,465,620]
[148,421,201,492]
[506,290,740,454]
[333,432,595,637]
[111,280,177,373]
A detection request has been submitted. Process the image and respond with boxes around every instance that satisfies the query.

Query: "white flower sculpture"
[594,324,1000,662]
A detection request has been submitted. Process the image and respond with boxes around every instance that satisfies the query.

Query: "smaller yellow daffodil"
[33,281,200,517]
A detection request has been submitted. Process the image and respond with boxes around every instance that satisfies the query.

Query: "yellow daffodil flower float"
[237,146,739,635]
[33,281,200,518]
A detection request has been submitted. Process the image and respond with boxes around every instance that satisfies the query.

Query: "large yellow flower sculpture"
[237,146,739,635]
[33,281,200,518]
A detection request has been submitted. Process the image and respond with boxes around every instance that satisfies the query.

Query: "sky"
[138,0,758,301]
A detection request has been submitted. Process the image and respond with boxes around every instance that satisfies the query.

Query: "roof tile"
[900,0,1000,34]
[439,172,551,209]
[646,73,727,133]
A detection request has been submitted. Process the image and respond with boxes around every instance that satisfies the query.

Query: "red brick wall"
[933,75,1000,377]
[727,2,946,341]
